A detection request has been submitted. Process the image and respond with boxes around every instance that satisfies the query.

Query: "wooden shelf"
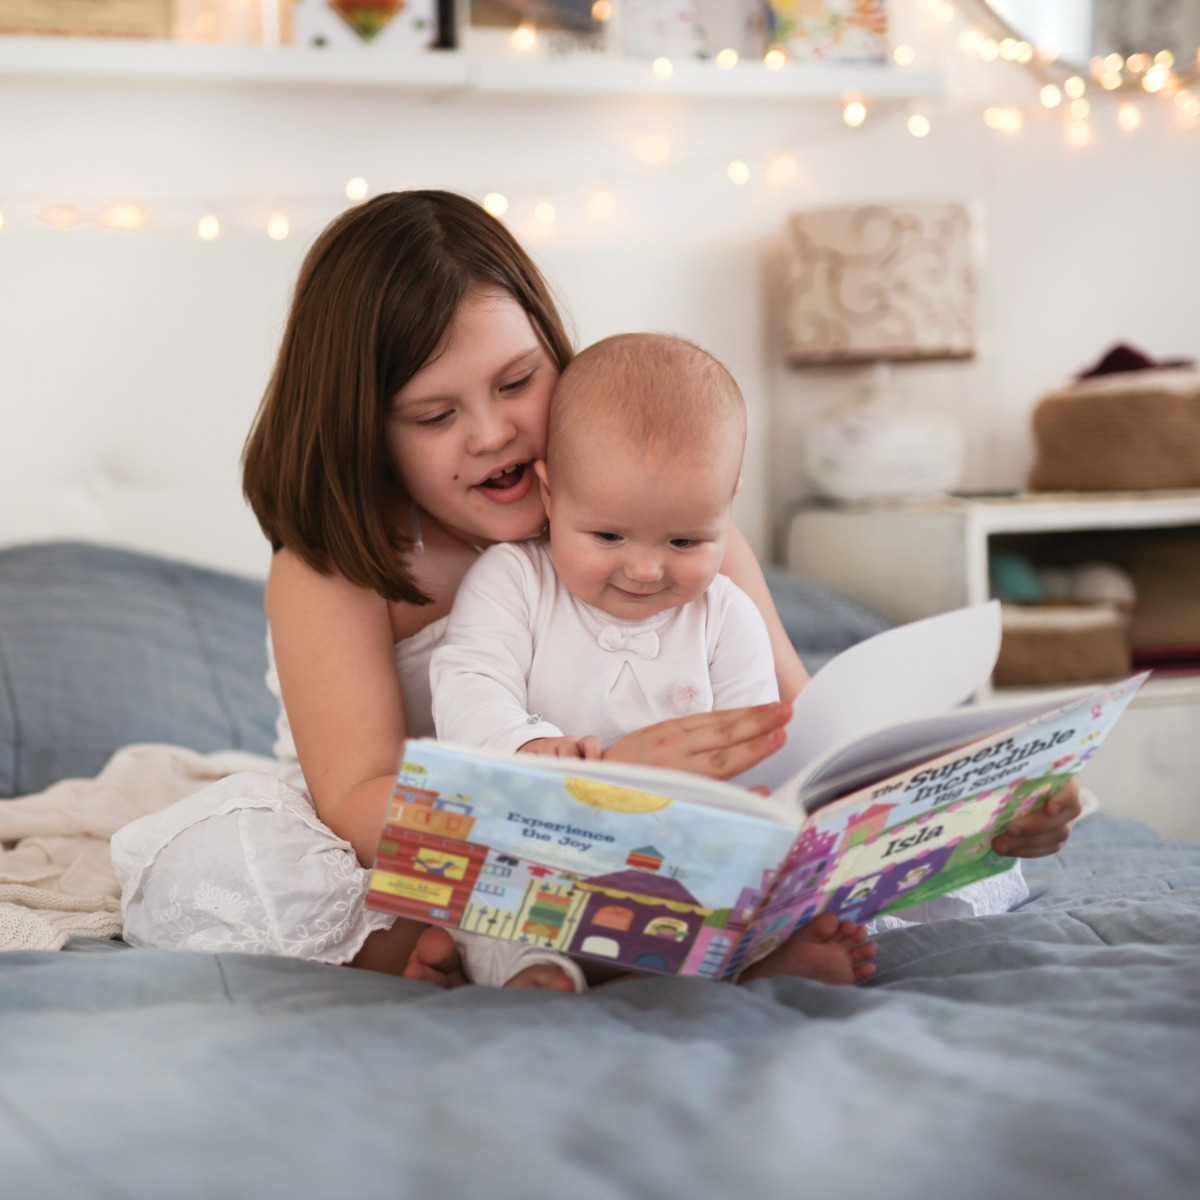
[0,35,943,100]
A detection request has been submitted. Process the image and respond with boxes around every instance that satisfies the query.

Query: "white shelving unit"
[0,34,943,100]
[783,491,1200,840]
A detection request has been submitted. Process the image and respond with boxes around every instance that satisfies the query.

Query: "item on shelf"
[1036,561,1138,611]
[764,0,888,63]
[1028,343,1200,492]
[1122,536,1200,669]
[616,1,700,60]
[782,201,975,502]
[291,0,438,47]
[994,603,1132,688]
[463,0,607,55]
[0,0,170,37]
[172,0,288,44]
[692,0,769,57]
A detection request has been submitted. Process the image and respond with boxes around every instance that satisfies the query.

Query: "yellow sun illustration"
[565,777,673,814]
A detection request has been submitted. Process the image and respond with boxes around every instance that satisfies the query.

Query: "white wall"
[1,1,1198,578]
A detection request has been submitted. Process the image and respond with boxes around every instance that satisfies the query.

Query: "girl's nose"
[466,405,517,455]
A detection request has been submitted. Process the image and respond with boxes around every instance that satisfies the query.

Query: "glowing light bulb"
[1035,41,1060,64]
[715,48,738,70]
[1067,120,1092,147]
[843,100,867,127]
[1070,97,1090,119]
[37,204,79,229]
[726,160,750,185]
[892,44,915,66]
[1155,50,1175,68]
[590,0,612,20]
[764,48,787,71]
[934,3,955,24]
[999,38,1018,61]
[512,21,536,52]
[1100,70,1123,91]
[534,202,556,225]
[267,215,289,240]
[345,177,369,202]
[960,29,982,55]
[584,189,617,220]
[764,151,799,186]
[1065,75,1086,99]
[483,192,509,217]
[978,38,998,62]
[631,134,671,164]
[1118,103,1143,131]
[982,106,1004,129]
[1143,64,1169,93]
[1015,41,1033,63]
[0,210,5,232]
[999,107,1023,135]
[652,56,674,80]
[1177,92,1200,118]
[907,114,931,137]
[1040,84,1062,108]
[1104,52,1124,73]
[1127,53,1150,75]
[100,201,147,231]
[196,215,220,240]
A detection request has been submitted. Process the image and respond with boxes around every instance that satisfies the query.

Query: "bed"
[2,540,1199,1200]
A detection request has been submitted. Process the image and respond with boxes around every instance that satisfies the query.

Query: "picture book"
[365,602,1146,980]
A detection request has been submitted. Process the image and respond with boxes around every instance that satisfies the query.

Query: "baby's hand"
[992,779,1083,858]
[519,735,602,760]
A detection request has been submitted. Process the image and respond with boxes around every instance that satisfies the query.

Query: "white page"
[734,601,1002,794]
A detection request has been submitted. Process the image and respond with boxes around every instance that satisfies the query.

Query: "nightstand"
[782,490,1200,841]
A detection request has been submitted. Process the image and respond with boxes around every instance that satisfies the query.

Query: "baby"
[428,332,876,991]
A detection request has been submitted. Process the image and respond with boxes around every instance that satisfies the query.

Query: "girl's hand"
[992,779,1083,858]
[603,702,791,780]
[520,735,602,760]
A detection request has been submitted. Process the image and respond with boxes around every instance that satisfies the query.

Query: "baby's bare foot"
[505,963,582,992]
[403,926,470,989]
[740,912,877,985]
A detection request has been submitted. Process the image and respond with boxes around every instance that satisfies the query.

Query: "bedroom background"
[1,0,1198,832]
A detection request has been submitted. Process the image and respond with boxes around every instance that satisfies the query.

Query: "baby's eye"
[670,538,699,549]
[592,532,622,544]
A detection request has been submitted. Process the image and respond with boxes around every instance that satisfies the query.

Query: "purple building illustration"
[569,868,709,975]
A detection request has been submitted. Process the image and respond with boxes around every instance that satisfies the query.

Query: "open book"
[365,602,1145,979]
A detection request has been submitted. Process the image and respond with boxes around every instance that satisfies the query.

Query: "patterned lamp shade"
[782,202,978,365]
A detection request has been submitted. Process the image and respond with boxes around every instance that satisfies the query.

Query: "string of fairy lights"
[0,0,1196,240]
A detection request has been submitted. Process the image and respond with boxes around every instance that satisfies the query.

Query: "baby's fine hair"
[547,332,746,483]
[242,190,573,604]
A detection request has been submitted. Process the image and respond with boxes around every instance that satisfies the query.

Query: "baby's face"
[537,432,738,622]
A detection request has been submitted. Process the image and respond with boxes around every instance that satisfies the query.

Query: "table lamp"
[782,201,978,501]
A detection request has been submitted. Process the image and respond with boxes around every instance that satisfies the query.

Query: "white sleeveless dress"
[112,620,447,965]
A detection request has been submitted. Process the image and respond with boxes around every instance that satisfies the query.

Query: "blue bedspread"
[2,813,1198,1200]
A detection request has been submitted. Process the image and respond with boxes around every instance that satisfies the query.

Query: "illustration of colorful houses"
[568,868,711,975]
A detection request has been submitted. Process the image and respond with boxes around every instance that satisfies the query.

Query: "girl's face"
[388,288,559,547]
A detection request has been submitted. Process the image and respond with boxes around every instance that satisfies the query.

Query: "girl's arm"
[265,549,410,866]
[719,525,809,702]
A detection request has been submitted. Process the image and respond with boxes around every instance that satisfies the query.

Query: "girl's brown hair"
[242,190,573,603]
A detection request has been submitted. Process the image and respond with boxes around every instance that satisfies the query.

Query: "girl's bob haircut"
[242,189,573,604]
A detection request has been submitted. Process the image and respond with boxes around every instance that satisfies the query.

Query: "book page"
[735,602,1003,796]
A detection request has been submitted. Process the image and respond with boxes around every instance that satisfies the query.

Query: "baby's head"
[535,333,746,621]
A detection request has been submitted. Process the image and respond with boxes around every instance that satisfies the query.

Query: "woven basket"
[1028,368,1200,492]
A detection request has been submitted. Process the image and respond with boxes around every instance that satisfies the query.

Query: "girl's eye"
[593,532,622,544]
[416,411,452,428]
[500,371,535,395]
[670,539,698,549]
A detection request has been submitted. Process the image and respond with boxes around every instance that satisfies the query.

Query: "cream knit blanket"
[0,743,279,952]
